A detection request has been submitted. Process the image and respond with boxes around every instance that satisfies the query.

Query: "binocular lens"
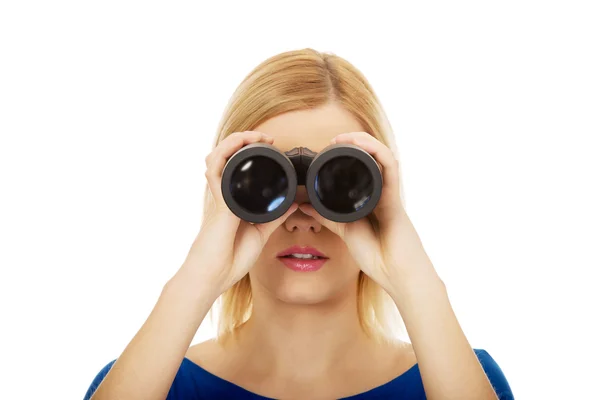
[229,155,289,214]
[315,156,374,213]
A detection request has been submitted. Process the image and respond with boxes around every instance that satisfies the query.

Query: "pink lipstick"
[276,245,328,272]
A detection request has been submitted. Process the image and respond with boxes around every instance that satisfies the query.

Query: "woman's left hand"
[299,132,441,298]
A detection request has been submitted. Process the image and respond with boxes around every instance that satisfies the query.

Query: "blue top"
[83,348,513,399]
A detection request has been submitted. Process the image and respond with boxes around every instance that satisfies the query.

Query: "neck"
[230,282,378,381]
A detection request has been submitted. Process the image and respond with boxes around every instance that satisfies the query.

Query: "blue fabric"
[84,348,513,399]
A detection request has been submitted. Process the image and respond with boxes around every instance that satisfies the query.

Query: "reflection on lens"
[315,156,373,213]
[230,155,288,214]
[267,196,285,212]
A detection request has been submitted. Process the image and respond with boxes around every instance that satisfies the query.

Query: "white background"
[1,1,599,399]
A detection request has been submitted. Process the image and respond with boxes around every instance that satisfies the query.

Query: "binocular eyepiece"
[221,143,383,223]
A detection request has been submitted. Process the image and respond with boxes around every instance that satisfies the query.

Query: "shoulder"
[82,359,117,400]
[348,345,513,400]
[185,337,238,377]
[186,337,223,364]
[473,348,514,399]
[82,342,224,400]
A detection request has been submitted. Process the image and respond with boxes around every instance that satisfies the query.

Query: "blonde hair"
[203,48,407,344]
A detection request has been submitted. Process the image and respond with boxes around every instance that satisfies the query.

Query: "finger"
[206,131,273,175]
[205,131,274,205]
[331,132,399,192]
[255,203,299,243]
[298,203,346,238]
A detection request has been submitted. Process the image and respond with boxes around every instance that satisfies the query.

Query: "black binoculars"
[221,143,383,223]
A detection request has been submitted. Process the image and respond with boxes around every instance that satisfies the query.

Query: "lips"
[276,245,327,258]
[276,245,328,272]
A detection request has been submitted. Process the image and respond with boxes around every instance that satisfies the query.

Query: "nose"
[284,206,322,233]
[284,186,322,233]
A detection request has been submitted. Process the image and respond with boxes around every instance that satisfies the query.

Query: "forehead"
[253,102,365,153]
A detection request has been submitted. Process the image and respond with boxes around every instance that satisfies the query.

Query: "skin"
[186,102,418,399]
[90,101,499,400]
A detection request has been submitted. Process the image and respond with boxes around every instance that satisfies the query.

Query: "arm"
[391,268,500,400]
[301,131,507,399]
[86,131,293,399]
[89,269,219,400]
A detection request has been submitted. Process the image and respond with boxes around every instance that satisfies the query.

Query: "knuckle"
[244,131,261,142]
[220,133,239,147]
[229,131,248,141]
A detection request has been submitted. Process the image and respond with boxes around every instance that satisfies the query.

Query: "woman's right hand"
[87,132,294,400]
[176,131,298,298]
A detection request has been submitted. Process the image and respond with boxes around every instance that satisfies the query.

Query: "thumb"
[255,203,299,242]
[298,203,346,238]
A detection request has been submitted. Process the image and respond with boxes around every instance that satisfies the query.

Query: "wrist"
[389,267,446,303]
[165,265,223,305]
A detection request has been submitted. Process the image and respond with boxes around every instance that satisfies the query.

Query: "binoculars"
[221,143,383,223]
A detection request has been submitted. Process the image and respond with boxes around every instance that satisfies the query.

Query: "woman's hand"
[301,133,501,400]
[298,132,440,298]
[178,131,298,298]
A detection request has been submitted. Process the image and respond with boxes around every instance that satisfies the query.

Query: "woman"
[84,48,513,399]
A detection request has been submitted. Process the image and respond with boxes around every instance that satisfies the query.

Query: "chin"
[250,259,360,305]
[273,279,336,305]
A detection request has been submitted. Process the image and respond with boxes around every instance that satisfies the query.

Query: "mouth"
[276,245,328,272]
